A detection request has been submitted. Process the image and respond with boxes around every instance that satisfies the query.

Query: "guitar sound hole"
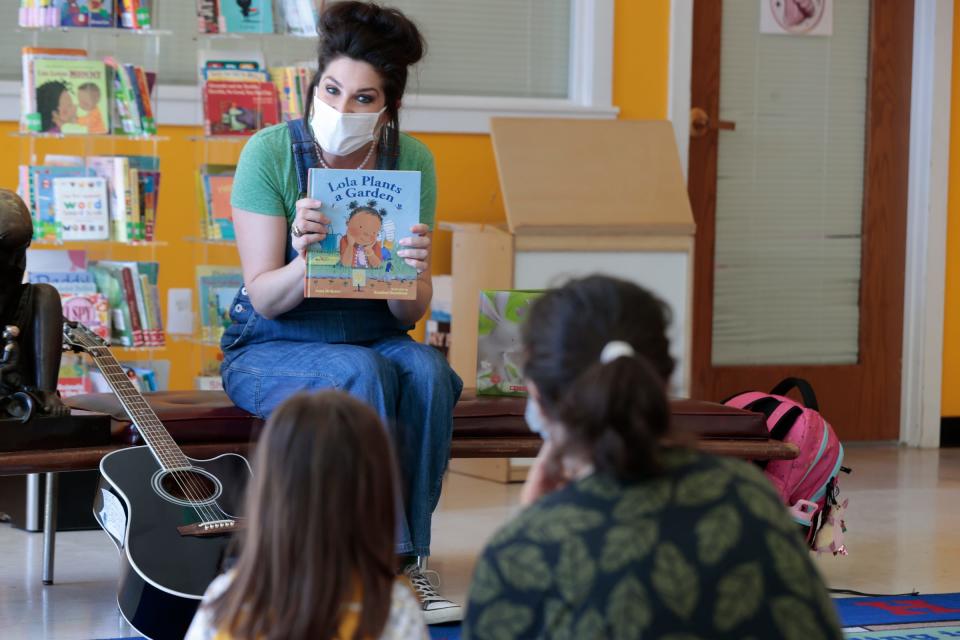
[161,471,216,502]
[152,468,223,507]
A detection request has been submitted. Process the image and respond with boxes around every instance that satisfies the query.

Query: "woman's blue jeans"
[220,290,463,557]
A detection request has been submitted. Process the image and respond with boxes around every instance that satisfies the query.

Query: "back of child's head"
[523,275,675,481]
[212,391,397,640]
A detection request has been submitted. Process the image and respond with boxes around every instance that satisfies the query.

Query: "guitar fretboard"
[88,347,190,470]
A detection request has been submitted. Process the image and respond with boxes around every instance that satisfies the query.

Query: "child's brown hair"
[210,391,398,639]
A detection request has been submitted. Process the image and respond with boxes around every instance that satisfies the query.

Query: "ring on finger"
[292,223,303,238]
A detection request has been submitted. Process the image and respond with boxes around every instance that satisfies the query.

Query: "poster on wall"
[760,0,833,36]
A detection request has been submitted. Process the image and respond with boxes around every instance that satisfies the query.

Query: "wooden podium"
[446,118,695,482]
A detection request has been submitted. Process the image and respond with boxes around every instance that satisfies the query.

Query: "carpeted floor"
[835,593,960,627]
[843,624,960,639]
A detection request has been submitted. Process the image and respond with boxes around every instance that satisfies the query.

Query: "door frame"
[666,0,954,446]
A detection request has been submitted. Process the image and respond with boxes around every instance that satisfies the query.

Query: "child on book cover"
[339,201,385,269]
[76,82,106,134]
[36,81,79,134]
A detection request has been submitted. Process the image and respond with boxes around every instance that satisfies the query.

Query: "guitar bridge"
[177,520,243,537]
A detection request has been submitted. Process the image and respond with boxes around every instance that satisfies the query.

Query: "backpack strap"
[287,118,318,198]
[770,377,819,411]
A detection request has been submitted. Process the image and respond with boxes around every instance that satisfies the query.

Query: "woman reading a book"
[220,1,463,625]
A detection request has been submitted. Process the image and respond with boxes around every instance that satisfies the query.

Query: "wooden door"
[688,0,913,440]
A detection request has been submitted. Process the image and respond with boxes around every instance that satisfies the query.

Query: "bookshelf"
[15,4,171,395]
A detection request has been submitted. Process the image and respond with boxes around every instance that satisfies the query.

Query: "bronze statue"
[0,188,68,420]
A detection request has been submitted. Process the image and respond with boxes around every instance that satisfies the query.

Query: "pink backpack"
[724,378,850,554]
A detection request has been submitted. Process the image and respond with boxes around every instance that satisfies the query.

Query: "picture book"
[204,173,236,240]
[61,292,111,342]
[202,81,279,136]
[305,169,422,300]
[197,266,243,343]
[89,262,136,346]
[27,165,91,241]
[31,58,109,134]
[86,156,133,241]
[28,270,97,296]
[20,47,87,133]
[476,290,543,397]
[53,176,110,241]
[19,0,59,27]
[117,0,151,29]
[217,0,274,33]
[57,354,92,398]
[59,0,91,27]
[279,0,318,36]
[87,0,113,27]
[104,56,146,135]
[196,0,218,33]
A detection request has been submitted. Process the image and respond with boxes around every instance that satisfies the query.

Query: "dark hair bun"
[320,1,425,67]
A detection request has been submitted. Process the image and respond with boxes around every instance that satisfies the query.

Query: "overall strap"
[287,118,318,198]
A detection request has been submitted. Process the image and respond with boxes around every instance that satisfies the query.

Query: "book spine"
[119,266,145,346]
[133,66,156,133]
[149,277,165,346]
[139,273,158,347]
[128,168,143,241]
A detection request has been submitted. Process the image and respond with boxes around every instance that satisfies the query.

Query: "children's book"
[59,0,90,27]
[26,248,88,273]
[86,156,133,241]
[202,81,279,136]
[217,0,274,33]
[89,262,135,347]
[28,270,97,295]
[196,0,219,32]
[31,58,108,134]
[20,47,87,133]
[61,292,111,341]
[28,165,90,241]
[57,354,92,398]
[53,176,110,241]
[88,0,113,26]
[305,169,422,300]
[204,172,236,240]
[196,266,243,343]
[279,0,318,36]
[476,290,543,397]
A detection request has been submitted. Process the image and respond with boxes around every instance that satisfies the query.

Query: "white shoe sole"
[423,607,463,625]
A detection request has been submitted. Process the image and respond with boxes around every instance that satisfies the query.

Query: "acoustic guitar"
[63,321,252,640]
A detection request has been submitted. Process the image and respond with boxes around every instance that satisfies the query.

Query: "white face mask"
[524,396,551,441]
[309,96,385,157]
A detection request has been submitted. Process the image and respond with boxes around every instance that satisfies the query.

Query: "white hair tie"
[600,340,635,364]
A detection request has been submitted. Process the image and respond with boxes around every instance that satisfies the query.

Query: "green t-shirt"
[230,123,437,228]
[463,449,844,640]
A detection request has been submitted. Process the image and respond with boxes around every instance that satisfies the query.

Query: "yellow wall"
[942,1,960,415]
[0,0,671,390]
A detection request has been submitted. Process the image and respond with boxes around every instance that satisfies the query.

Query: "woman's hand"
[520,440,565,506]
[397,223,431,273]
[291,198,330,258]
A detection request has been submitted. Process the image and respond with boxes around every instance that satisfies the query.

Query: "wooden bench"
[0,390,796,584]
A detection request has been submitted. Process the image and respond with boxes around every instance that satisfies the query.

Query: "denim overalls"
[220,119,463,556]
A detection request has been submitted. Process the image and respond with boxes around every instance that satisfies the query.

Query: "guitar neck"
[88,347,189,470]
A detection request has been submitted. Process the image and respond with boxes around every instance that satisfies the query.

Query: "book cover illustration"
[218,0,274,33]
[305,169,422,300]
[28,165,90,241]
[203,81,279,136]
[52,176,109,240]
[476,290,543,397]
[197,266,243,343]
[204,172,236,240]
[31,58,108,134]
[61,292,111,342]
[60,0,90,26]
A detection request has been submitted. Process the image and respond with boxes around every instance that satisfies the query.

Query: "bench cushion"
[65,390,767,445]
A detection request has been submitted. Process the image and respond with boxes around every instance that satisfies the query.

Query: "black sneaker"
[403,564,463,624]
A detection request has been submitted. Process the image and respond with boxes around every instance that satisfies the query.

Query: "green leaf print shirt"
[463,449,844,640]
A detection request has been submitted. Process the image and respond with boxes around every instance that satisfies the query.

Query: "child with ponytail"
[463,275,842,640]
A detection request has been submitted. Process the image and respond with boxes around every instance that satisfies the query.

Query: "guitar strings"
[95,349,224,525]
[76,331,231,526]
